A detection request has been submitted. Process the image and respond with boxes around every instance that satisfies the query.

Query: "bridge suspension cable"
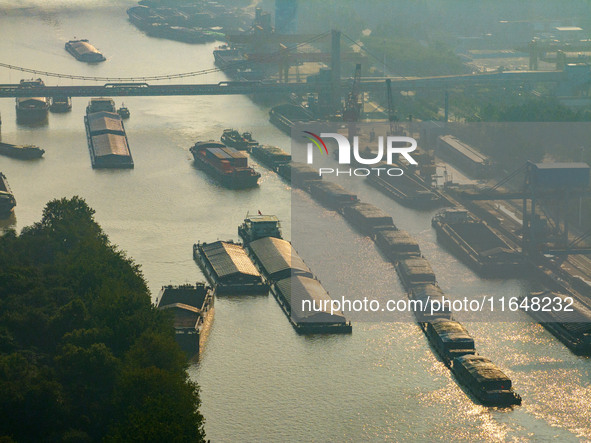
[0,31,331,83]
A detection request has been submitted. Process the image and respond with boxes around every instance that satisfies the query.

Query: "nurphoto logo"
[302,131,418,177]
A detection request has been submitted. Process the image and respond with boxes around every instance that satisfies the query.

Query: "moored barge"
[519,292,591,356]
[15,79,49,124]
[49,96,72,113]
[432,208,525,277]
[0,173,16,217]
[0,142,44,160]
[193,241,266,294]
[65,39,106,63]
[269,103,313,134]
[156,283,214,358]
[190,141,260,189]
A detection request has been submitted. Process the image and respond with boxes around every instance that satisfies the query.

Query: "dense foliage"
[0,197,205,442]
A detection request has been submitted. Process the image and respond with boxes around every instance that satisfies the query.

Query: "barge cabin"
[238,214,282,244]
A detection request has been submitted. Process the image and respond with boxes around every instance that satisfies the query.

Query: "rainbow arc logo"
[302,131,328,155]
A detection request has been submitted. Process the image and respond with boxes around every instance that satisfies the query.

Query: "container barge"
[193,241,266,294]
[0,173,16,217]
[342,202,396,237]
[15,79,49,124]
[190,141,260,189]
[309,181,359,210]
[0,142,44,160]
[375,230,421,262]
[452,354,522,406]
[437,135,494,179]
[220,129,258,151]
[519,292,591,356]
[432,208,525,277]
[84,98,134,169]
[65,39,106,63]
[366,169,443,209]
[156,283,214,358]
[250,145,291,171]
[269,103,314,134]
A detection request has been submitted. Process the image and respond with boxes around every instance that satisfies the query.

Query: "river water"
[1,3,590,442]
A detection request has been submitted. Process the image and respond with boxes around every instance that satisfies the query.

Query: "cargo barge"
[65,39,106,63]
[366,169,443,209]
[0,173,16,217]
[437,135,494,179]
[0,142,44,160]
[84,98,134,169]
[519,292,591,356]
[276,162,319,187]
[309,181,359,210]
[375,230,421,262]
[432,208,525,277]
[190,141,260,189]
[49,96,72,113]
[395,257,437,292]
[452,355,522,406]
[410,283,452,323]
[15,79,49,124]
[342,202,396,237]
[220,129,258,151]
[272,275,352,334]
[155,283,214,358]
[424,318,475,363]
[250,145,291,171]
[269,103,314,134]
[193,241,266,294]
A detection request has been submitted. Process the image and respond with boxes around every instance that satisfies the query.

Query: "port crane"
[385,78,399,134]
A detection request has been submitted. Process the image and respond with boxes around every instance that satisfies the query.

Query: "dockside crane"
[343,63,362,122]
[386,78,399,134]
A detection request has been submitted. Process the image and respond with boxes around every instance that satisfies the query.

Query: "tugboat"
[220,129,259,151]
[0,173,16,217]
[49,96,72,113]
[238,213,282,243]
[190,140,260,189]
[0,142,44,160]
[117,103,130,119]
[15,79,49,124]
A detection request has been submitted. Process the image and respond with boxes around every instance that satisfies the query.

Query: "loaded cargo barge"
[519,292,591,356]
[366,169,443,209]
[0,142,44,160]
[190,141,260,189]
[0,173,16,217]
[84,98,134,169]
[452,355,522,406]
[432,208,526,277]
[342,202,396,237]
[250,145,291,171]
[309,181,358,210]
[15,79,49,124]
[193,240,266,294]
[156,283,214,358]
[239,215,352,334]
[220,129,258,151]
[65,39,106,63]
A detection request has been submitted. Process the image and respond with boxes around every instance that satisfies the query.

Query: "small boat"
[65,39,106,63]
[117,104,130,119]
[220,128,259,151]
[0,142,45,160]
